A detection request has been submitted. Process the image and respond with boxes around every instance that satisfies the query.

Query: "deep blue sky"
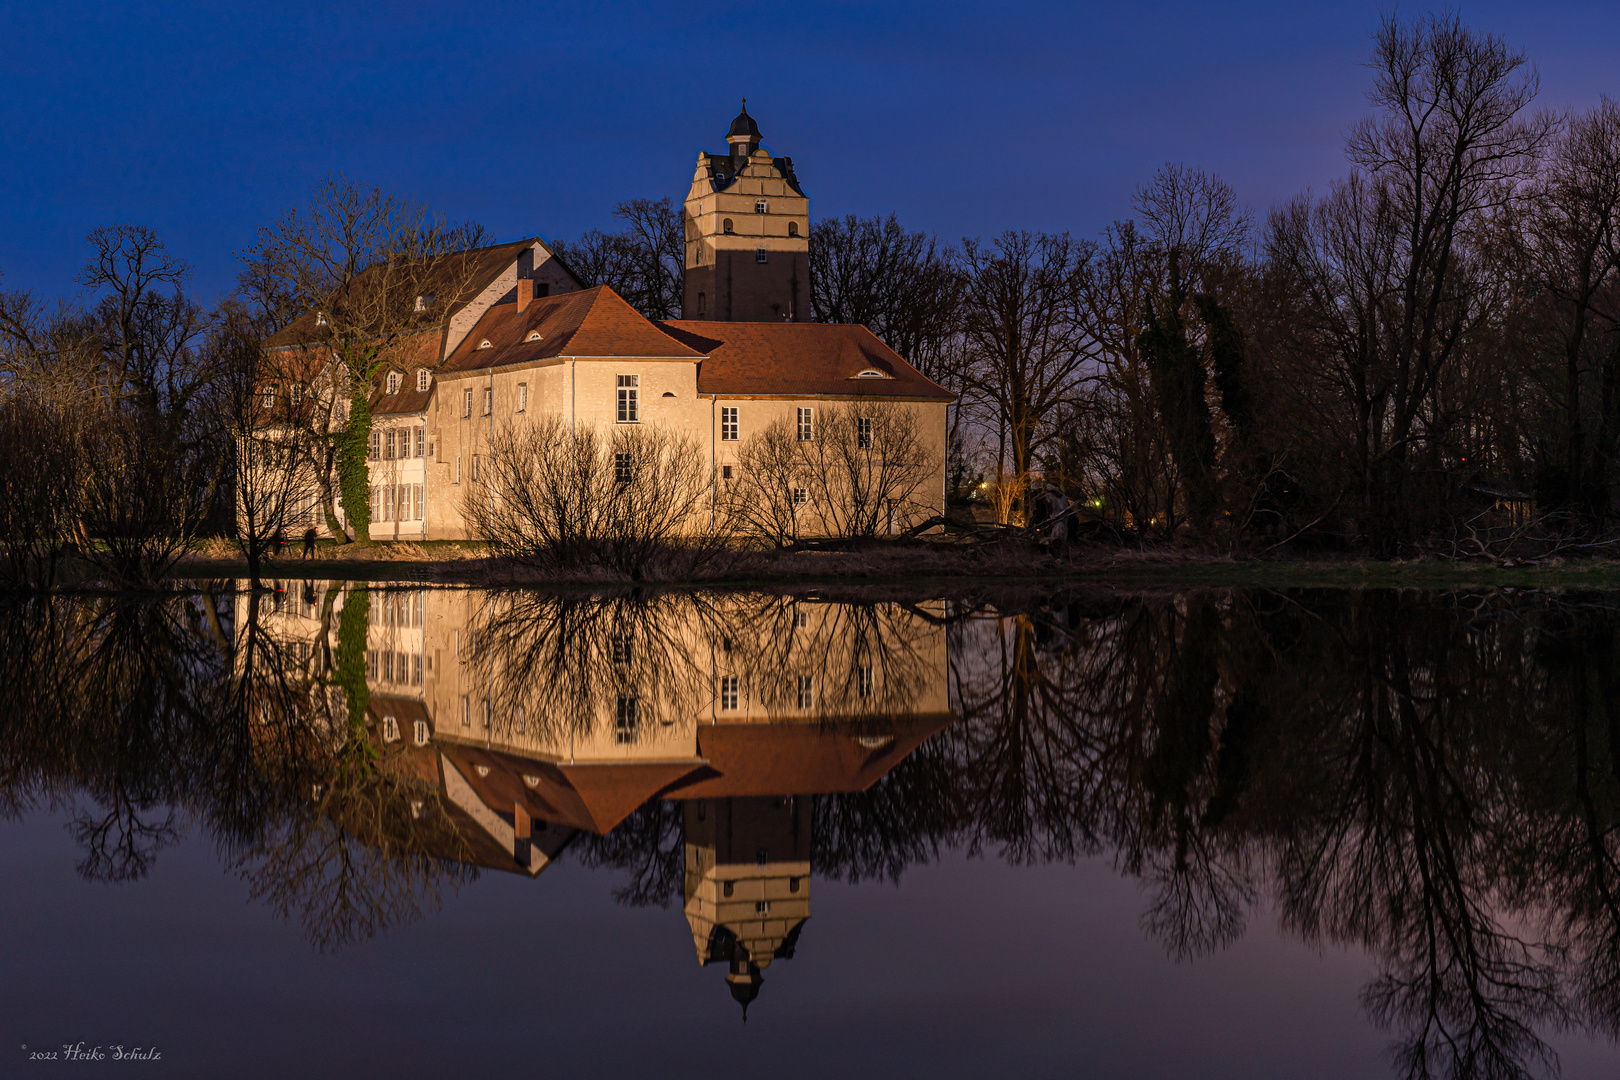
[2,1,1617,301]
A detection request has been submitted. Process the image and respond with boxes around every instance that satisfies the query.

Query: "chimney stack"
[515,278,534,314]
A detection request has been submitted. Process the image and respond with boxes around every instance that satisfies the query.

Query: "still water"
[3,583,1620,1078]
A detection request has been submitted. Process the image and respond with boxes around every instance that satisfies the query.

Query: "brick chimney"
[515,278,534,314]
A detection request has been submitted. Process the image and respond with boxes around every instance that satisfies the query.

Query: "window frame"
[720,406,738,442]
[797,407,813,442]
[616,374,640,423]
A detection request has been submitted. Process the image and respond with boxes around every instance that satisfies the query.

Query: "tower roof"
[727,100,761,140]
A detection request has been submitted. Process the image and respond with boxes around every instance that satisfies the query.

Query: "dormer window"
[416,369,430,392]
[314,312,327,327]
[386,372,401,395]
[478,339,492,349]
[755,199,768,214]
[855,369,889,379]
[526,331,542,342]
[414,294,435,313]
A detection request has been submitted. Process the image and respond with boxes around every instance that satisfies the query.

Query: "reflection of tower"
[683,796,811,1019]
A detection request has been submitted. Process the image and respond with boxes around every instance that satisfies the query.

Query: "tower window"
[788,221,799,237]
[723,219,734,235]
[697,292,706,315]
[755,200,768,214]
[756,249,768,264]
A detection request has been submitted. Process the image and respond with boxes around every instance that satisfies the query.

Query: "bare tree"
[1267,13,1554,551]
[958,231,1092,524]
[795,402,936,538]
[553,197,684,320]
[245,175,493,543]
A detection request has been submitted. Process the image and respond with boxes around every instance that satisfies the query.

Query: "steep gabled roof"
[655,321,954,400]
[263,237,548,350]
[438,285,705,376]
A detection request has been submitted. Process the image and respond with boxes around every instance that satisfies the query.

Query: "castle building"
[255,105,949,543]
[682,102,810,323]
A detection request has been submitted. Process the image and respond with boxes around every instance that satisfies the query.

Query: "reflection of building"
[246,584,954,1011]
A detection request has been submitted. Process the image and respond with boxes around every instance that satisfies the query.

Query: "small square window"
[755,248,768,264]
[722,464,733,480]
[755,200,768,214]
[792,487,808,506]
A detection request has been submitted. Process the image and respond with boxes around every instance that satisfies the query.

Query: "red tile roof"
[657,321,954,400]
[438,286,705,377]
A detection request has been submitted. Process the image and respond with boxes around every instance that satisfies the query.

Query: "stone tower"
[682,101,810,322]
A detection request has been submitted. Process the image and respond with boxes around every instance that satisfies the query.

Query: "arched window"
[723,219,734,235]
[478,339,491,349]
[788,221,799,237]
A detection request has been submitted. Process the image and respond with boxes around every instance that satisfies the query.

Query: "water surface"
[3,584,1619,1079]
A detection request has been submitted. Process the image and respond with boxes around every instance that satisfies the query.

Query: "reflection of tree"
[0,585,471,952]
[943,588,1620,1080]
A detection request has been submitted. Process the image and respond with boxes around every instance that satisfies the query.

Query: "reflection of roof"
[438,286,704,377]
[664,714,953,799]
[436,742,704,834]
[657,322,954,400]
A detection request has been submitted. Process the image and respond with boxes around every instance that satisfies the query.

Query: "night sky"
[2,1,1617,300]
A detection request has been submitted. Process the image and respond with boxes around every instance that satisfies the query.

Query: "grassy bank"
[166,538,1620,590]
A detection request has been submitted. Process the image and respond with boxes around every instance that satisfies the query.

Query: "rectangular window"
[612,634,633,666]
[382,715,399,742]
[455,456,462,484]
[797,407,813,442]
[412,654,423,685]
[614,452,633,484]
[416,369,430,392]
[262,386,275,410]
[481,698,492,731]
[483,387,492,416]
[387,372,401,395]
[413,719,429,746]
[755,199,768,214]
[615,695,640,744]
[857,416,873,449]
[792,487,808,506]
[382,653,394,682]
[794,609,809,628]
[797,675,814,710]
[366,649,377,679]
[617,375,639,423]
[415,427,425,457]
[721,464,733,480]
[720,675,739,711]
[460,695,470,727]
[755,248,768,264]
[369,486,379,520]
[368,431,380,460]
[471,455,480,483]
[517,383,528,412]
[858,665,873,699]
[414,484,423,520]
[462,390,473,418]
[385,430,396,460]
[720,406,738,442]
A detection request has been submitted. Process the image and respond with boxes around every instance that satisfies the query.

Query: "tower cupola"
[726,99,761,159]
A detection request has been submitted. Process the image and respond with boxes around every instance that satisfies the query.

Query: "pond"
[3,583,1620,1079]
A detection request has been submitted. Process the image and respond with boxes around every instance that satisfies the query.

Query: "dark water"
[4,583,1620,1079]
